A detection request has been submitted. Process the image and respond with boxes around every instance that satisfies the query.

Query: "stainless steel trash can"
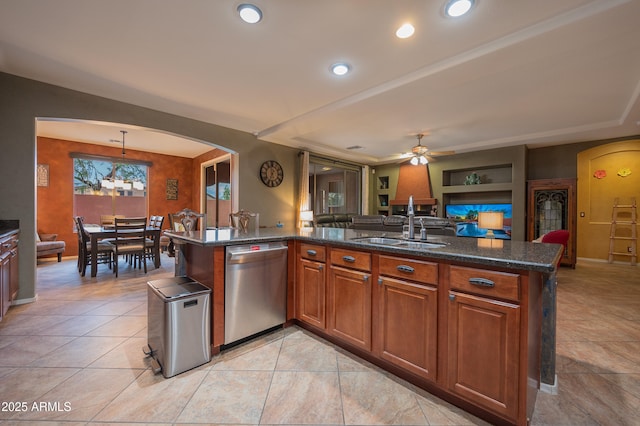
[146,277,211,378]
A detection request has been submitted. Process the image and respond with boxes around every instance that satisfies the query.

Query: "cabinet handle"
[449,293,456,301]
[342,255,356,263]
[318,264,323,271]
[306,249,317,256]
[363,275,369,282]
[378,277,383,286]
[396,265,415,274]
[469,277,495,288]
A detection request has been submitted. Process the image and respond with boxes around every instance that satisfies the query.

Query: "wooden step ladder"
[608,197,637,266]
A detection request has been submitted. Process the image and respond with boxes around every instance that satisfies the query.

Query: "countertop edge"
[165,229,561,274]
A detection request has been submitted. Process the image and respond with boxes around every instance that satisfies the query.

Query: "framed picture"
[37,164,49,187]
[166,178,178,200]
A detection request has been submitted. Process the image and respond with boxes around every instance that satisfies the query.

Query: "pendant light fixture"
[101,130,144,191]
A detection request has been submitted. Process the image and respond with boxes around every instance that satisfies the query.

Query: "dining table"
[84,225,162,277]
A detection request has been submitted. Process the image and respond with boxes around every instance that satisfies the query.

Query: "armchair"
[36,232,66,262]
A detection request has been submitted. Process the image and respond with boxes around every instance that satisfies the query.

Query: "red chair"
[541,230,569,267]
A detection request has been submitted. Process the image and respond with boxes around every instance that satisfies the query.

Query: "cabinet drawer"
[330,248,371,272]
[300,243,326,262]
[449,265,520,302]
[378,255,438,285]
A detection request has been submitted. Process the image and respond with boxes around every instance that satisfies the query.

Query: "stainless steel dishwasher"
[224,241,288,344]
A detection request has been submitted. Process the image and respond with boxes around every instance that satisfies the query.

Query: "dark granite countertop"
[165,227,562,273]
[0,220,19,240]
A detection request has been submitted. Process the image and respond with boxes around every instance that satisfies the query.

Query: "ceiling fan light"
[419,155,428,165]
[410,156,419,166]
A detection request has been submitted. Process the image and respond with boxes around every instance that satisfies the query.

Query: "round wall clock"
[260,160,284,187]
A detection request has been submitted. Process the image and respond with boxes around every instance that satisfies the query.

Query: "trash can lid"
[148,276,195,289]
[154,282,211,300]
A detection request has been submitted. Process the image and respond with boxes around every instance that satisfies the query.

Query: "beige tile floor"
[0,253,638,425]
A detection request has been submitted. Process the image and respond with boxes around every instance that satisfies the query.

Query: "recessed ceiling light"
[331,63,351,76]
[444,0,474,18]
[396,23,415,39]
[237,4,262,24]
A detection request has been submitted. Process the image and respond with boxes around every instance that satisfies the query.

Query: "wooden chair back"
[171,208,205,232]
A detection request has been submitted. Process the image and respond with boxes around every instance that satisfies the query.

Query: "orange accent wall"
[37,136,201,258]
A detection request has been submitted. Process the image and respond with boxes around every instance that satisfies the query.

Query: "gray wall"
[0,72,298,301]
[527,136,640,180]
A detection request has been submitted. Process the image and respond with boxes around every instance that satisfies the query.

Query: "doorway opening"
[201,155,235,228]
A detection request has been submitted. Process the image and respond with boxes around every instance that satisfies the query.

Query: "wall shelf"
[441,183,513,194]
[443,164,512,186]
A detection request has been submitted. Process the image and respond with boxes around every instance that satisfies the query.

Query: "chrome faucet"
[407,195,415,239]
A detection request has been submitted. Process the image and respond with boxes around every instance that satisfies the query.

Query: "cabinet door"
[9,247,18,301]
[297,258,326,329]
[328,266,371,350]
[377,276,437,381]
[447,291,520,420]
[0,253,10,319]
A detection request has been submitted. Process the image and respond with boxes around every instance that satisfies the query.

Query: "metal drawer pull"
[469,277,495,288]
[363,275,369,282]
[342,255,356,263]
[318,265,323,271]
[306,249,317,256]
[397,265,415,273]
[378,278,383,286]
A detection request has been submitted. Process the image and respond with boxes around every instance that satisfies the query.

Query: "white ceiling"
[2,0,640,162]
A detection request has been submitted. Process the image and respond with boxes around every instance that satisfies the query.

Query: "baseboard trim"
[540,374,558,395]
[12,295,38,305]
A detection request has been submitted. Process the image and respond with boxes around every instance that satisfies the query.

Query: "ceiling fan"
[406,133,455,165]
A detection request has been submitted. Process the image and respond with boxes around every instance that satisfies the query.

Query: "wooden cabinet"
[527,178,576,267]
[447,265,521,421]
[375,255,438,381]
[293,242,541,426]
[296,243,326,329]
[0,232,19,321]
[328,248,372,350]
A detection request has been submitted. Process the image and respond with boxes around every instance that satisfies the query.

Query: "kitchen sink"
[395,241,447,249]
[351,237,404,245]
[351,237,447,249]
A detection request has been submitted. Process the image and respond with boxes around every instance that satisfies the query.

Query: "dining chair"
[74,216,113,277]
[172,208,206,232]
[145,215,165,265]
[111,217,148,277]
[99,214,125,226]
[229,210,259,233]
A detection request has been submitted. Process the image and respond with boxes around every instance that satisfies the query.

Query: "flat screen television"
[445,203,512,239]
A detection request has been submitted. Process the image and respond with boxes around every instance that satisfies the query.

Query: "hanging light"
[100,130,145,192]
[409,134,430,166]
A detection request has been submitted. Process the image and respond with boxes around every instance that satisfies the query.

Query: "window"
[73,156,148,224]
[309,157,361,215]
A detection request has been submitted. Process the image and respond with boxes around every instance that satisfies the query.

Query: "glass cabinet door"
[527,178,576,268]
[533,189,569,238]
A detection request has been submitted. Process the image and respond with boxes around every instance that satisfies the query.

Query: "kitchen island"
[165,227,562,426]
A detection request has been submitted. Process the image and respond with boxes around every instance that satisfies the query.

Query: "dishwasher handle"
[227,246,288,260]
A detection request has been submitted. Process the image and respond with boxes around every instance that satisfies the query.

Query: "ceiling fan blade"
[428,150,455,156]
